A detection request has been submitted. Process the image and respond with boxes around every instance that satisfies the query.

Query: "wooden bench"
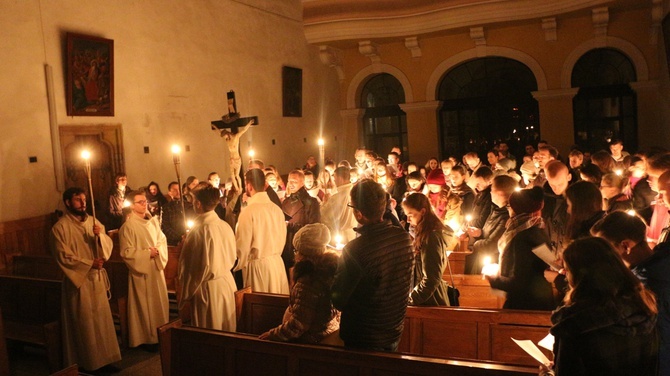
[158,319,537,376]
[235,291,552,367]
[0,309,10,376]
[0,274,62,372]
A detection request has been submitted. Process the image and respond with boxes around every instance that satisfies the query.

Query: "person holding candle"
[486,186,556,310]
[600,172,632,213]
[179,183,238,331]
[464,175,516,275]
[119,190,169,348]
[321,167,358,244]
[402,193,453,306]
[51,187,121,371]
[106,172,131,230]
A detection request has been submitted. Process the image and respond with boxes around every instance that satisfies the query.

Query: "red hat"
[426,169,445,186]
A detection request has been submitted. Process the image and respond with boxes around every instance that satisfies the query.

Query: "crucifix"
[210,90,258,193]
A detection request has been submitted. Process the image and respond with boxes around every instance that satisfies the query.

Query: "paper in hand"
[512,337,552,367]
[538,333,555,351]
[532,243,561,271]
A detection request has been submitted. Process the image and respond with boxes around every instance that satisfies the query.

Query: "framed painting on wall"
[282,66,302,117]
[66,33,114,116]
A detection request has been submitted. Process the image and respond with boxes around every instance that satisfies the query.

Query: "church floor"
[7,343,162,376]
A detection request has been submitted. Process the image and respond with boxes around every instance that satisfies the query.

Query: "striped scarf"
[497,212,545,264]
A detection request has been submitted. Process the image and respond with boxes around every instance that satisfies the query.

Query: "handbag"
[445,252,460,306]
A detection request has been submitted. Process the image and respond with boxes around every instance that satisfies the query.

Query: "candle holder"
[171,145,187,228]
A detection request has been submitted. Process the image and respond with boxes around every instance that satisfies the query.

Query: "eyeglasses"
[347,203,357,210]
[134,200,147,205]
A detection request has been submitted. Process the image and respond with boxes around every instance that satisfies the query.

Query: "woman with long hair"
[145,181,168,217]
[600,172,632,213]
[548,237,658,376]
[425,157,439,174]
[402,193,454,306]
[565,181,605,240]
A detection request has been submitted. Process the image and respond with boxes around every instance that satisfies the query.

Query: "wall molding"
[346,64,414,109]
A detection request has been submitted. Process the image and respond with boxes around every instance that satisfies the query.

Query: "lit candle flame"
[248,149,255,158]
[483,256,492,265]
[465,214,473,223]
[81,150,91,160]
[626,209,636,216]
[318,138,324,146]
[171,145,181,154]
[614,169,623,176]
[187,220,194,229]
[123,200,131,208]
[514,186,522,192]
[481,263,500,278]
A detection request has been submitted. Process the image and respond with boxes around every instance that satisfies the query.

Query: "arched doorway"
[437,57,539,159]
[360,73,408,158]
[571,48,637,152]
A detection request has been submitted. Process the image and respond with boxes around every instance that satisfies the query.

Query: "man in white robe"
[119,190,169,347]
[235,169,289,294]
[50,187,121,371]
[179,183,238,331]
[321,166,358,243]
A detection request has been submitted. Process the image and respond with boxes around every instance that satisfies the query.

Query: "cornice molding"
[303,0,612,44]
[399,101,442,112]
[531,88,579,100]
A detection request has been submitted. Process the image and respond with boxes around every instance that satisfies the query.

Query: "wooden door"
[59,124,125,220]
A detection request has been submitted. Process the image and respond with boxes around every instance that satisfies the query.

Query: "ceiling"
[301,0,651,46]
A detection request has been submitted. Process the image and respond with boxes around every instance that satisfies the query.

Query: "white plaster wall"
[0,0,341,222]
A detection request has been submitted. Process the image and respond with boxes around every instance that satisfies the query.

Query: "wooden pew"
[159,319,537,376]
[0,274,62,372]
[0,214,56,269]
[235,292,552,367]
[451,274,505,309]
[10,255,63,280]
[0,308,10,376]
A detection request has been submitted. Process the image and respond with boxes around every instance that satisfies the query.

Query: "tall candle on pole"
[318,138,325,173]
[81,150,102,278]
[171,145,187,228]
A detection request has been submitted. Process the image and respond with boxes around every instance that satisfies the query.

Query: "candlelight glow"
[81,150,91,160]
[171,145,181,154]
[514,186,522,192]
[627,209,636,216]
[123,200,131,208]
[447,219,460,232]
[481,263,500,277]
[318,138,324,146]
[248,149,255,158]
[614,169,623,176]
[465,214,473,223]
[334,234,343,244]
[187,220,195,229]
[483,256,492,265]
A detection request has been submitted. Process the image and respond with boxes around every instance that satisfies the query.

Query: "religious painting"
[282,66,302,117]
[66,33,114,116]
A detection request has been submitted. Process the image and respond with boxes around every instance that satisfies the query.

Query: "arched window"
[572,48,637,152]
[437,57,539,159]
[360,73,408,158]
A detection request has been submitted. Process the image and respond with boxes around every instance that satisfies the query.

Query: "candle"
[614,169,623,176]
[186,220,194,230]
[248,149,255,158]
[626,209,636,216]
[318,138,325,173]
[171,144,187,229]
[334,234,344,251]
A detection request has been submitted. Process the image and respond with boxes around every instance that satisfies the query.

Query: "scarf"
[497,212,544,263]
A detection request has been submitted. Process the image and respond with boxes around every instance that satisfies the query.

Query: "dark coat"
[282,187,321,269]
[465,205,509,274]
[471,186,493,230]
[489,226,556,311]
[635,242,670,375]
[409,229,453,306]
[632,178,655,224]
[551,298,658,376]
[542,182,568,251]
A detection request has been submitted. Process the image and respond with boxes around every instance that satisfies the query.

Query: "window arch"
[572,48,637,152]
[437,57,539,159]
[360,73,408,158]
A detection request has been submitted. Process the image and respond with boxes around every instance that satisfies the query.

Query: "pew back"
[159,319,537,376]
[235,292,552,367]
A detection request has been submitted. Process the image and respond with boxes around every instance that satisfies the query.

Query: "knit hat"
[426,169,445,186]
[293,223,331,256]
[509,186,544,214]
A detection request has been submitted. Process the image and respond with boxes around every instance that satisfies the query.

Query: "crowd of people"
[50,138,670,375]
